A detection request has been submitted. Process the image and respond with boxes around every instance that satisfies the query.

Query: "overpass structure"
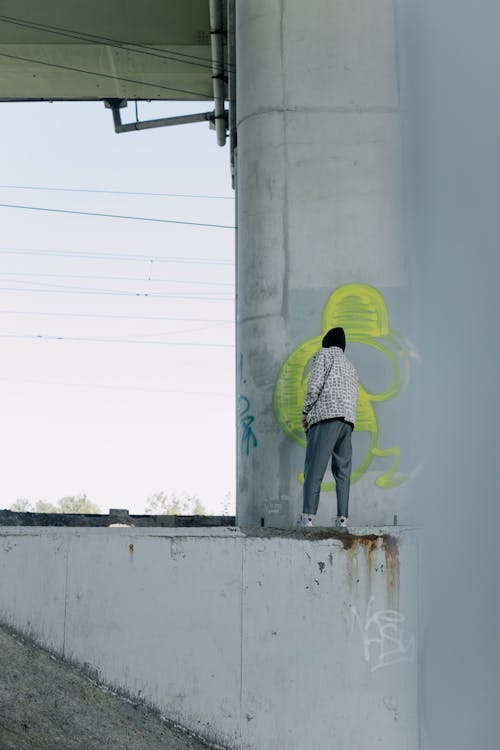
[0,3,418,749]
[0,0,412,529]
[0,522,418,750]
[0,1,231,146]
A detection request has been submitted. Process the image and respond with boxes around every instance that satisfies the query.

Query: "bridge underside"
[0,1,217,101]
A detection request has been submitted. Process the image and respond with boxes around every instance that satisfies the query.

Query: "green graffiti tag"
[239,395,258,456]
[273,283,412,489]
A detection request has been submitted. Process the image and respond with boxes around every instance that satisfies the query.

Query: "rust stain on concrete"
[382,533,400,604]
[129,543,134,561]
[345,535,378,592]
[341,533,400,600]
[346,542,359,590]
[242,526,401,600]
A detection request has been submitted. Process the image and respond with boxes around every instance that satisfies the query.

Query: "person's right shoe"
[335,516,349,530]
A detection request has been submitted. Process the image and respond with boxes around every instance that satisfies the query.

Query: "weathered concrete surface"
[0,625,212,750]
[235,0,411,528]
[0,526,418,750]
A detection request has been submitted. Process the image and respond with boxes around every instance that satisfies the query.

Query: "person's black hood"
[322,327,346,351]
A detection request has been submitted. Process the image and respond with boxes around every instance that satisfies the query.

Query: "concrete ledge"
[0,524,418,749]
[0,523,414,540]
[0,509,236,527]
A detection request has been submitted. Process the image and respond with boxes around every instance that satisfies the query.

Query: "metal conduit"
[209,0,227,147]
[104,3,227,145]
[107,101,214,133]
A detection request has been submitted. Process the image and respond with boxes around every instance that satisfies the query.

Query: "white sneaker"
[296,516,313,528]
[335,516,349,530]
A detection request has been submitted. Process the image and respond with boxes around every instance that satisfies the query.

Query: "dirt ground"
[0,625,214,750]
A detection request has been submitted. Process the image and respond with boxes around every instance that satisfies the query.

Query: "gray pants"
[303,418,353,517]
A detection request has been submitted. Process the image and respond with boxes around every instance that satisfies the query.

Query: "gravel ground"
[0,625,213,750]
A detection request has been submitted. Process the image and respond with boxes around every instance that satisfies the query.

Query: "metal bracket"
[104,99,217,134]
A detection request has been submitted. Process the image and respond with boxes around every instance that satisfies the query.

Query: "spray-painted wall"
[235,0,414,527]
[0,526,417,750]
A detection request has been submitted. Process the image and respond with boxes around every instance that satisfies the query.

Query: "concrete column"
[235,0,411,527]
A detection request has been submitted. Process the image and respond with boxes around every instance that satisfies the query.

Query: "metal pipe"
[227,0,237,182]
[209,0,227,147]
[111,108,214,134]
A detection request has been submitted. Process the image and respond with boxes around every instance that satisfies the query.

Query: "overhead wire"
[1,274,233,296]
[0,10,235,100]
[0,270,234,287]
[0,184,234,200]
[0,310,233,324]
[0,202,235,228]
[0,49,214,101]
[0,247,234,265]
[0,332,234,347]
[0,17,236,345]
[0,285,233,301]
[0,18,237,401]
[0,13,234,72]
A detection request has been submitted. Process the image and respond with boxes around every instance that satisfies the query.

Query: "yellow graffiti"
[273,283,411,489]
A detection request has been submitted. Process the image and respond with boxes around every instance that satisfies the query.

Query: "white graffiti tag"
[352,596,415,672]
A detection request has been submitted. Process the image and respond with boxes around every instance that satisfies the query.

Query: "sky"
[0,100,235,515]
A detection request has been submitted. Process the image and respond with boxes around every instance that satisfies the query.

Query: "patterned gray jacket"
[302,346,359,428]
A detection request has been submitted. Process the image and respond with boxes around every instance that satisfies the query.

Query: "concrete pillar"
[235,0,411,527]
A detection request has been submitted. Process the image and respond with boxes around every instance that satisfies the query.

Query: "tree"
[9,498,34,512]
[57,495,101,514]
[9,495,101,514]
[34,500,58,513]
[144,491,206,516]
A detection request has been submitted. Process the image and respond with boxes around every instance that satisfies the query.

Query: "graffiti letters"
[351,596,415,672]
[273,283,414,489]
[238,395,258,456]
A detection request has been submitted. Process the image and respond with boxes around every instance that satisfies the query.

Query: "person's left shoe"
[296,516,313,528]
[335,516,349,531]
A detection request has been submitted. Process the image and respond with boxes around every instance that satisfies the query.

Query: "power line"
[0,247,234,265]
[0,184,234,200]
[0,285,234,301]
[0,310,234,323]
[2,276,233,299]
[0,270,234,287]
[0,202,235,229]
[0,13,234,72]
[0,49,214,101]
[0,332,234,347]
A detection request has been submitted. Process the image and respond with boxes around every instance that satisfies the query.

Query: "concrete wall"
[235,0,414,528]
[407,3,500,747]
[0,526,417,749]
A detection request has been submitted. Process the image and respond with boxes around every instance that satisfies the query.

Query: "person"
[298,327,359,529]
